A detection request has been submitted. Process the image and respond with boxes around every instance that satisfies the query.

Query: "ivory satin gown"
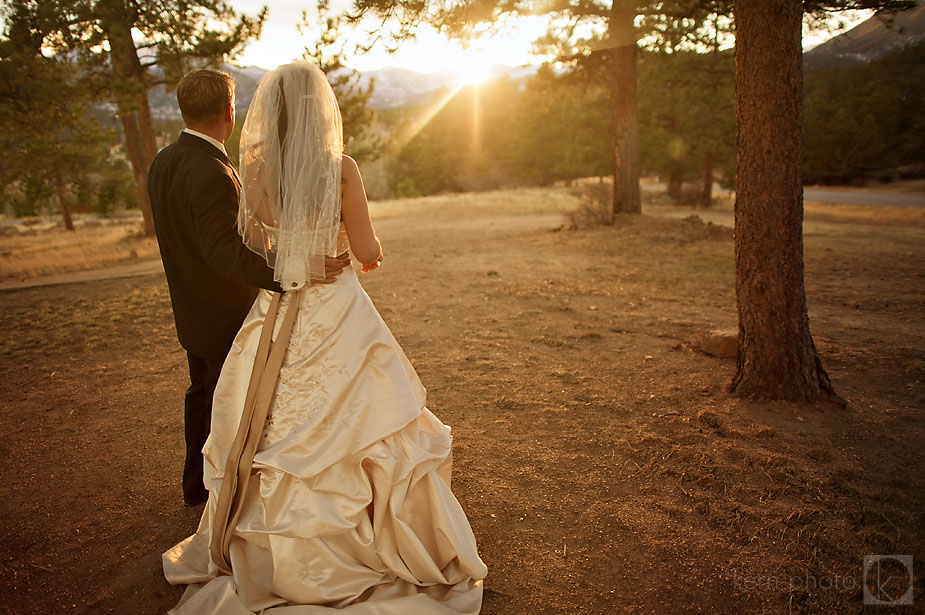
[163,229,487,614]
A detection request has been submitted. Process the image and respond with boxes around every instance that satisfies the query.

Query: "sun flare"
[345,18,550,75]
[454,54,496,85]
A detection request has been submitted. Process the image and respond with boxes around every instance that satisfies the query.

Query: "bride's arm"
[244,160,276,226]
[341,155,382,269]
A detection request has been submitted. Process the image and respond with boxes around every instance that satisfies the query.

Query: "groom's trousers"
[183,352,224,506]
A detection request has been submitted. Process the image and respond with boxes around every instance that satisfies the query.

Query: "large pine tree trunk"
[608,2,641,219]
[119,111,154,233]
[731,0,839,402]
[102,7,156,237]
[136,86,159,164]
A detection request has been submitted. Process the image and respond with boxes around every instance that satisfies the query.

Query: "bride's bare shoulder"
[341,155,360,182]
[340,155,367,203]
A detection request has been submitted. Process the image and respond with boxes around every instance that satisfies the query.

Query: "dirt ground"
[0,188,922,615]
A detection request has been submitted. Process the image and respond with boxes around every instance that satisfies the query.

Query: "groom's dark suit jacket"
[148,131,281,361]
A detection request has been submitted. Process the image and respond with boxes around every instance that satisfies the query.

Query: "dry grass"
[3,181,921,284]
[808,179,925,194]
[372,186,575,220]
[0,216,158,282]
[0,189,575,284]
[803,200,925,227]
[644,190,925,231]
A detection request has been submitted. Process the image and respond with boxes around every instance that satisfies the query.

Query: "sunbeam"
[391,81,468,149]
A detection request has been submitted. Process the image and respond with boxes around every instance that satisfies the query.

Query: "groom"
[148,68,347,506]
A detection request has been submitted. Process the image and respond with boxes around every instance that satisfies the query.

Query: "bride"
[162,61,487,614]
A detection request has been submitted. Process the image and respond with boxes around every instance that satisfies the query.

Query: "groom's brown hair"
[177,69,234,126]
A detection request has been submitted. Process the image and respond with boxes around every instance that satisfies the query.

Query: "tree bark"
[102,7,156,236]
[667,164,683,201]
[608,2,641,219]
[119,111,154,233]
[53,173,75,231]
[700,150,713,207]
[135,86,159,165]
[731,0,840,402]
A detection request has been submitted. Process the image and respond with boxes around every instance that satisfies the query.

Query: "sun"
[394,35,501,84]
[455,54,496,85]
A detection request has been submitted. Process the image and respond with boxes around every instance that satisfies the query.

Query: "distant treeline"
[804,43,925,184]
[384,42,924,200]
[383,65,611,198]
[384,51,734,202]
[4,43,921,219]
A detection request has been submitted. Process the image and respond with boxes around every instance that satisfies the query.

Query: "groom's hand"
[317,252,351,284]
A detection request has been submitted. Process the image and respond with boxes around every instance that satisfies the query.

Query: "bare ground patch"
[0,187,922,614]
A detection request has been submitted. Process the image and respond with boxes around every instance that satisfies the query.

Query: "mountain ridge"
[804,5,925,68]
[142,63,539,120]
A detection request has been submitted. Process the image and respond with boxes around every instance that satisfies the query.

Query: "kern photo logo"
[863,555,914,606]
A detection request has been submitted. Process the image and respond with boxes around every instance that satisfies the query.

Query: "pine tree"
[351,1,736,220]
[302,1,383,164]
[0,4,112,229]
[516,65,611,186]
[19,0,265,236]
[638,48,734,205]
[730,0,914,402]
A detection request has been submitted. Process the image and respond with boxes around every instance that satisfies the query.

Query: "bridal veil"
[237,61,343,290]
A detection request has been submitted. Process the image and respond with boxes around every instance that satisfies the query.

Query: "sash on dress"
[209,290,302,575]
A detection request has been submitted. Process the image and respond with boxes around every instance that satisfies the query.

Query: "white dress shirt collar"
[182,128,228,157]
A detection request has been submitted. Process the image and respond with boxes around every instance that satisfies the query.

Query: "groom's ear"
[224,103,234,124]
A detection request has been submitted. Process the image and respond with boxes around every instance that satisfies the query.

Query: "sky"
[229,0,553,76]
[228,1,874,75]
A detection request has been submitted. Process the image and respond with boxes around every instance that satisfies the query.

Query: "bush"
[567,181,613,228]
[394,176,421,199]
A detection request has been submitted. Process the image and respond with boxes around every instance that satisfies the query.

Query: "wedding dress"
[163,227,487,614]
